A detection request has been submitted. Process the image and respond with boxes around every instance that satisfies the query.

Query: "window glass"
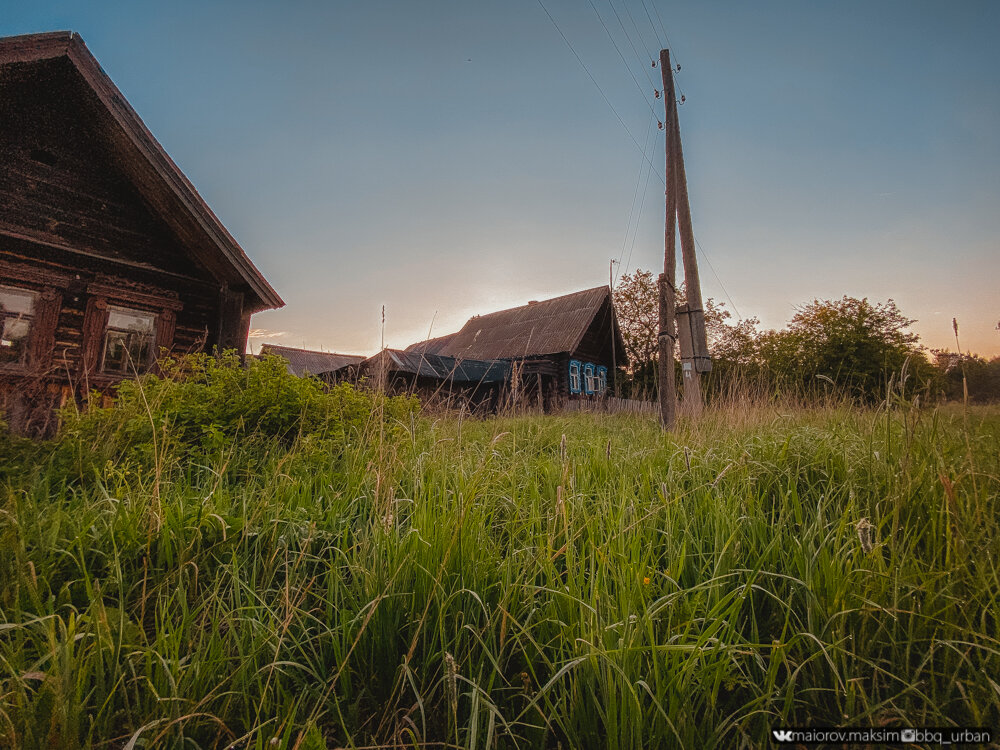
[597,366,608,393]
[583,363,595,395]
[569,360,581,394]
[0,286,36,367]
[101,306,156,374]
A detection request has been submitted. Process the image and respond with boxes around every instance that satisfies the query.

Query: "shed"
[260,344,363,381]
[345,348,510,412]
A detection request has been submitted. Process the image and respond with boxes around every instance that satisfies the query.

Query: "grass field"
[1,395,998,748]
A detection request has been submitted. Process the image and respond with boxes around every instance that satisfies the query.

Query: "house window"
[101,306,156,374]
[583,363,595,395]
[568,359,582,394]
[0,286,36,368]
[597,366,608,394]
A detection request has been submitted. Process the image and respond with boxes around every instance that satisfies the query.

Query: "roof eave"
[1,32,283,312]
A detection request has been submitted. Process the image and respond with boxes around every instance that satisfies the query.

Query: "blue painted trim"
[597,366,608,394]
[568,359,582,394]
[583,363,595,395]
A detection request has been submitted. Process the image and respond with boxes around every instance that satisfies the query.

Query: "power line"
[622,130,656,278]
[537,0,740,321]
[616,112,656,280]
[694,235,743,320]
[619,0,660,66]
[643,0,674,56]
[535,0,662,178]
[585,0,659,119]
[604,0,660,92]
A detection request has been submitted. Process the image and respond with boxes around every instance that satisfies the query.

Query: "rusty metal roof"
[361,349,510,384]
[437,286,625,361]
[404,332,458,355]
[260,344,364,377]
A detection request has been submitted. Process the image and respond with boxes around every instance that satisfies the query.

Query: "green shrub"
[49,352,418,483]
[0,417,47,484]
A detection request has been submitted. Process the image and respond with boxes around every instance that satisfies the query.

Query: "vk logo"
[772,730,794,742]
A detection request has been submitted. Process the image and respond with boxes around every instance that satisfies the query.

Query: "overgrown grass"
[1,386,998,748]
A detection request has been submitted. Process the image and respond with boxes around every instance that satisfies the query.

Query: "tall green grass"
[1,395,998,748]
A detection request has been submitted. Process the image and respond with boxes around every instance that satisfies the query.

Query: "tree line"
[612,269,1000,404]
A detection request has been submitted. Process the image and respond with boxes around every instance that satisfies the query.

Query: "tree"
[613,269,739,397]
[744,296,931,402]
[611,274,931,403]
[612,269,659,396]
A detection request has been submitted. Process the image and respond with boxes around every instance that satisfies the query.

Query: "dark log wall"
[0,60,252,434]
[0,241,217,378]
[0,58,200,277]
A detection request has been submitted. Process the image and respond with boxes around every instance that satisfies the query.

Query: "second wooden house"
[406,286,626,411]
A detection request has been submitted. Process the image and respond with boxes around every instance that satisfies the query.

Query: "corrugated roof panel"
[362,349,510,384]
[261,344,365,377]
[404,332,457,355]
[439,286,614,360]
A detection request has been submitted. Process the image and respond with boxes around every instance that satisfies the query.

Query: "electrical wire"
[616,112,657,281]
[585,0,659,119]
[535,0,662,177]
[694,235,743,320]
[537,0,741,321]
[605,0,660,92]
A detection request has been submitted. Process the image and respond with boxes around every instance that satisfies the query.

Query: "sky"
[3,0,998,357]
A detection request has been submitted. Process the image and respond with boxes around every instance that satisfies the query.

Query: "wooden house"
[0,32,282,435]
[406,286,626,411]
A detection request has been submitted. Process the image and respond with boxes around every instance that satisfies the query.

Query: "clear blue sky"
[4,1,998,356]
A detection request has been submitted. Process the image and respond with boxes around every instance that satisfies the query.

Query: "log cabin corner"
[0,31,283,436]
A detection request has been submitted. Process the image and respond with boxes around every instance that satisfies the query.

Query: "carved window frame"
[568,359,582,394]
[0,259,70,375]
[81,279,182,380]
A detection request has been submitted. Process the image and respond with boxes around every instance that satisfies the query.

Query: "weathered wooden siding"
[0,58,202,277]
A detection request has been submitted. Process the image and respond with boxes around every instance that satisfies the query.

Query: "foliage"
[0,418,46,484]
[1,403,998,748]
[612,271,735,397]
[612,271,932,403]
[612,269,659,395]
[773,296,922,401]
[51,352,419,482]
[930,351,1000,403]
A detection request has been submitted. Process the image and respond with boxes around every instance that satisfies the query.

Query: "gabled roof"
[360,349,510,384]
[437,286,626,361]
[261,344,363,377]
[0,31,282,312]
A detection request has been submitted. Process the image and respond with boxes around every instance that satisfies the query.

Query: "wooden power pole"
[658,49,711,429]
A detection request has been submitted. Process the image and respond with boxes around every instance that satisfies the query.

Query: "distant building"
[259,344,363,382]
[0,32,282,435]
[345,348,510,412]
[406,286,627,410]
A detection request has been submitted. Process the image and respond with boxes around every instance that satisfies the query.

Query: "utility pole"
[609,258,618,398]
[658,48,711,429]
[658,48,678,430]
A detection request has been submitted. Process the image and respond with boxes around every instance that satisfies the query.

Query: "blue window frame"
[597,366,608,394]
[568,360,582,393]
[583,363,595,395]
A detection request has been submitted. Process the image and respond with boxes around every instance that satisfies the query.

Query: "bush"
[50,352,418,482]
